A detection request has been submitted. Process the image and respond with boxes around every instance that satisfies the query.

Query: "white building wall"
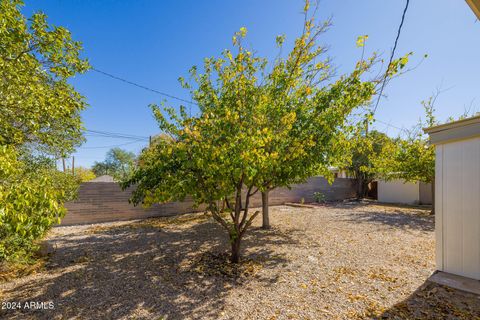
[377,180,419,205]
[436,137,480,280]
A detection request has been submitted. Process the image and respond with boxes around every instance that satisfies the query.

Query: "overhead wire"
[84,129,149,141]
[91,67,196,105]
[372,0,410,115]
[79,140,146,149]
[374,119,405,132]
[84,69,196,149]
[79,129,150,149]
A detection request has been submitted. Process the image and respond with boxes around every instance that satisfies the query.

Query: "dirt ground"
[1,203,479,319]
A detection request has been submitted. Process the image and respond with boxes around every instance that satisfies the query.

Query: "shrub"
[74,166,96,182]
[313,191,326,203]
[0,0,87,264]
[0,146,78,262]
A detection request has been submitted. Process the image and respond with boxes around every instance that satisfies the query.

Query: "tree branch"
[240,210,260,237]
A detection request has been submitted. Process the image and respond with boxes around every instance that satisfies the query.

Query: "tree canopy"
[0,0,88,262]
[0,146,79,261]
[124,4,381,262]
[92,148,137,181]
[0,0,90,156]
[74,166,96,182]
[371,97,437,185]
[343,127,393,198]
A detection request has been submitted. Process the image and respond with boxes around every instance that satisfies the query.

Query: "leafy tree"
[372,98,436,212]
[74,166,96,182]
[344,128,393,198]
[373,135,434,185]
[124,6,377,262]
[92,148,136,181]
[330,33,414,201]
[0,146,78,262]
[0,0,88,262]
[0,0,90,155]
[91,161,113,176]
[253,21,377,228]
[258,29,412,222]
[106,148,136,181]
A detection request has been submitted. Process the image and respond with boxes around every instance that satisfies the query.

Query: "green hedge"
[0,146,78,262]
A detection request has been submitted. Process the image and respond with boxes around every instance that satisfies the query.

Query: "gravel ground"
[1,203,479,319]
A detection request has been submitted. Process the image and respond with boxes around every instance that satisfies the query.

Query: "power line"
[375,119,404,131]
[80,129,150,149]
[84,129,149,141]
[372,0,410,115]
[84,133,147,141]
[91,67,196,105]
[79,140,146,149]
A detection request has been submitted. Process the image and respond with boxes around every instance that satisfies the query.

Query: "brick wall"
[62,177,356,225]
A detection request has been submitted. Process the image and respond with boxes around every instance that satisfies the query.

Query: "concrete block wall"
[62,177,356,225]
[247,176,357,208]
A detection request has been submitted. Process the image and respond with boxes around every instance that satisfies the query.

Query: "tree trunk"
[357,178,366,199]
[358,180,363,199]
[230,237,241,263]
[261,190,270,229]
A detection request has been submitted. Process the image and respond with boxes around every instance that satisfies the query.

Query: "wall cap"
[424,115,480,145]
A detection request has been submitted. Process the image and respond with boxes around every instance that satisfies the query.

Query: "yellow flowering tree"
[124,6,377,262]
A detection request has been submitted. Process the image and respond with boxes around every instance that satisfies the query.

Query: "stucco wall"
[62,177,357,225]
[377,180,420,205]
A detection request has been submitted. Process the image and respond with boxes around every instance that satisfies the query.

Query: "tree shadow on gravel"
[334,205,434,232]
[1,217,296,320]
[373,280,480,319]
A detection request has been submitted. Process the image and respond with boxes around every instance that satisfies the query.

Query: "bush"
[0,146,78,262]
[313,191,326,203]
[74,166,96,182]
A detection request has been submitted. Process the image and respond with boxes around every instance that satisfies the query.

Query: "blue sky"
[22,0,480,168]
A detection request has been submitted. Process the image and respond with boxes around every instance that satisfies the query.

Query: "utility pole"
[62,158,66,172]
[72,156,75,176]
